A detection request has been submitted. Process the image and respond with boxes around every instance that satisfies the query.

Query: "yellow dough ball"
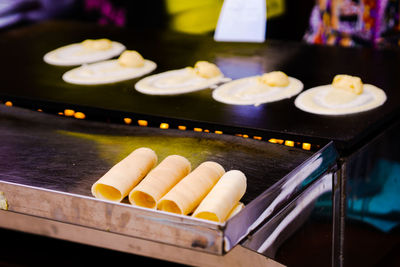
[332,74,363,95]
[118,50,145,68]
[258,71,290,87]
[193,61,221,78]
[81,38,113,50]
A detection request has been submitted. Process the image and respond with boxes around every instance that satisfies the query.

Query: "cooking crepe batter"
[62,50,157,85]
[135,61,230,95]
[212,71,303,106]
[44,38,126,66]
[295,75,387,115]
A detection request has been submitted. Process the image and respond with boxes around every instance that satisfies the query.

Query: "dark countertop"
[0,228,185,267]
[1,20,400,154]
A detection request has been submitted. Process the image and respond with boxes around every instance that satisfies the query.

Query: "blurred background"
[0,0,316,42]
[2,0,400,48]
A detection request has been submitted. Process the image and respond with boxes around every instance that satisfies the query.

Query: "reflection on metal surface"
[240,173,333,261]
[344,152,400,233]
[247,157,323,232]
[340,119,400,266]
[344,122,400,232]
[215,56,266,80]
[224,143,338,251]
[346,159,400,232]
[57,130,214,167]
[255,174,332,255]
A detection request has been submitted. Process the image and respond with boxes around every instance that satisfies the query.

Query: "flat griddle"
[0,104,337,257]
[0,105,310,203]
[0,21,400,154]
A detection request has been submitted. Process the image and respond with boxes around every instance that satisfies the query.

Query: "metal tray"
[0,105,338,256]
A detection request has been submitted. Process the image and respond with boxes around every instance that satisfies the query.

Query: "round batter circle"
[135,68,230,95]
[43,41,126,66]
[212,76,304,105]
[294,84,387,115]
[62,59,157,85]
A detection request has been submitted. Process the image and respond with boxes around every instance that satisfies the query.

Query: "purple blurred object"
[0,0,76,29]
[303,0,400,48]
[84,0,126,27]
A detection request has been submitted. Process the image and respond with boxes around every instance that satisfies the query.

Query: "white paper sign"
[214,0,266,43]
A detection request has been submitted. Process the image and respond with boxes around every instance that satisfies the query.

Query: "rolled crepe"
[192,170,247,223]
[91,147,157,202]
[129,155,191,208]
[157,161,225,215]
[226,202,245,221]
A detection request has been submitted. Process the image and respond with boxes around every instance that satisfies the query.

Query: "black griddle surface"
[1,20,400,153]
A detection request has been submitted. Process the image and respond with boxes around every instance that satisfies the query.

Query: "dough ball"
[332,74,363,95]
[194,61,221,78]
[81,38,113,51]
[118,50,145,68]
[258,71,289,87]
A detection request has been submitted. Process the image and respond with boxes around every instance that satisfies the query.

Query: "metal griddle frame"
[0,105,338,267]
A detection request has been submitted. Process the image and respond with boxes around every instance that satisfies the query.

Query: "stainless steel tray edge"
[223,142,338,251]
[241,172,334,256]
[0,181,224,254]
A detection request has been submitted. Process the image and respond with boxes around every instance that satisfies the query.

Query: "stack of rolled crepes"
[91,147,246,223]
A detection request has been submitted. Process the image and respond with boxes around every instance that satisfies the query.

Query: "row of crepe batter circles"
[44,38,387,115]
[91,147,247,223]
[43,38,294,99]
[43,38,224,88]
